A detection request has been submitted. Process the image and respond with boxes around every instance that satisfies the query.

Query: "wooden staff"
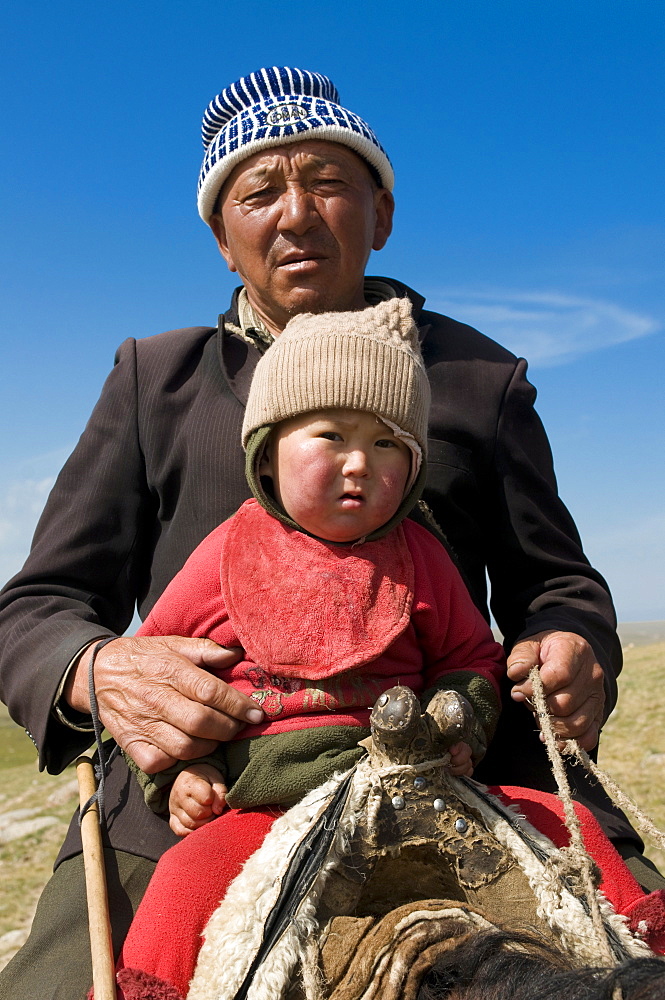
[76,755,117,1000]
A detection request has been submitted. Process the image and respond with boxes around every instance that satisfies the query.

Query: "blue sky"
[1,0,663,621]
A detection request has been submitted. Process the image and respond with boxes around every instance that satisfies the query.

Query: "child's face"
[262,408,412,543]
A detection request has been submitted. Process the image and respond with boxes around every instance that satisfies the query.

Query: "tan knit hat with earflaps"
[242,297,430,542]
[242,296,430,452]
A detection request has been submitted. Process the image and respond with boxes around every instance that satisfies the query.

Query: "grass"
[0,641,663,969]
[597,641,665,874]
[0,707,81,966]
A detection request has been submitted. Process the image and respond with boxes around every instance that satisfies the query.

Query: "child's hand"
[169,763,228,837]
[446,741,474,777]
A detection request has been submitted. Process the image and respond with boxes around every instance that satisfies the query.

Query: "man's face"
[210,141,394,334]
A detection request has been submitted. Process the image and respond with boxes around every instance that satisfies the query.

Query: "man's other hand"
[63,636,263,771]
[506,630,605,750]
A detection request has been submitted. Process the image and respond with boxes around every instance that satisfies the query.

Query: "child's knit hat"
[242,296,429,451]
[243,296,430,540]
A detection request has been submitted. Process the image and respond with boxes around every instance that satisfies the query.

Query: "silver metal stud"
[378,693,389,707]
[391,795,405,810]
[433,798,446,812]
[455,817,468,834]
[413,776,427,790]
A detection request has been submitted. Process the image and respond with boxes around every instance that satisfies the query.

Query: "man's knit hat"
[242,296,429,454]
[198,66,394,223]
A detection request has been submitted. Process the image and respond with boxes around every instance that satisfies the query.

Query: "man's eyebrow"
[235,166,274,186]
[302,155,350,172]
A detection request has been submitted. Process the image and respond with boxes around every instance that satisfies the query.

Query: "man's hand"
[507,630,605,750]
[169,763,227,837]
[64,635,264,771]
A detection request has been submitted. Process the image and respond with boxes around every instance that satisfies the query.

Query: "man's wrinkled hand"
[506,630,605,750]
[63,635,263,771]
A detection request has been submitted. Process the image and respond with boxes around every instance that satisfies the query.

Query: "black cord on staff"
[78,637,121,825]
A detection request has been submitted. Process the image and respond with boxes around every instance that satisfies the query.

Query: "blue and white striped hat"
[197,66,394,223]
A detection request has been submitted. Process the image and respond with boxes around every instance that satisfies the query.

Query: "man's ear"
[372,188,395,252]
[209,214,238,273]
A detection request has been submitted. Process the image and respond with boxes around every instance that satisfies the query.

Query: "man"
[0,66,657,998]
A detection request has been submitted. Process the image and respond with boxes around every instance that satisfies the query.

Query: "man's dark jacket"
[0,281,630,863]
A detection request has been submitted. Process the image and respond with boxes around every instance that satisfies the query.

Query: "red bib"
[220,500,413,679]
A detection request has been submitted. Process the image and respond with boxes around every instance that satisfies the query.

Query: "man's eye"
[313,177,344,191]
[242,187,277,204]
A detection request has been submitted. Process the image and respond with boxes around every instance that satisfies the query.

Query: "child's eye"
[319,431,343,441]
[376,438,396,448]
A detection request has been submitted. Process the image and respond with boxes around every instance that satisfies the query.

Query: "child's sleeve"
[406,520,506,754]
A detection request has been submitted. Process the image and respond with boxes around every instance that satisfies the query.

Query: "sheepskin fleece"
[188,771,355,1000]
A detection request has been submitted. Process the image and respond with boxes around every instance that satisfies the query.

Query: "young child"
[116,298,507,993]
[126,296,505,838]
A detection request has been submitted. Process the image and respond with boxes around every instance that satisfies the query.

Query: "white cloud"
[0,448,71,586]
[428,289,659,366]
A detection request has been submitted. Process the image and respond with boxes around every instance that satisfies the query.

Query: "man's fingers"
[103,695,237,770]
[506,638,542,683]
[123,636,264,726]
[163,636,244,670]
[542,693,603,738]
[124,726,224,771]
[137,686,247,742]
[125,739,178,772]
[544,678,604,720]
[541,717,601,752]
[536,633,592,692]
[507,630,605,753]
[170,656,264,726]
[566,720,601,752]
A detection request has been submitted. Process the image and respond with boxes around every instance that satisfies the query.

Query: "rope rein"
[563,741,665,853]
[529,666,615,965]
[530,661,665,981]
